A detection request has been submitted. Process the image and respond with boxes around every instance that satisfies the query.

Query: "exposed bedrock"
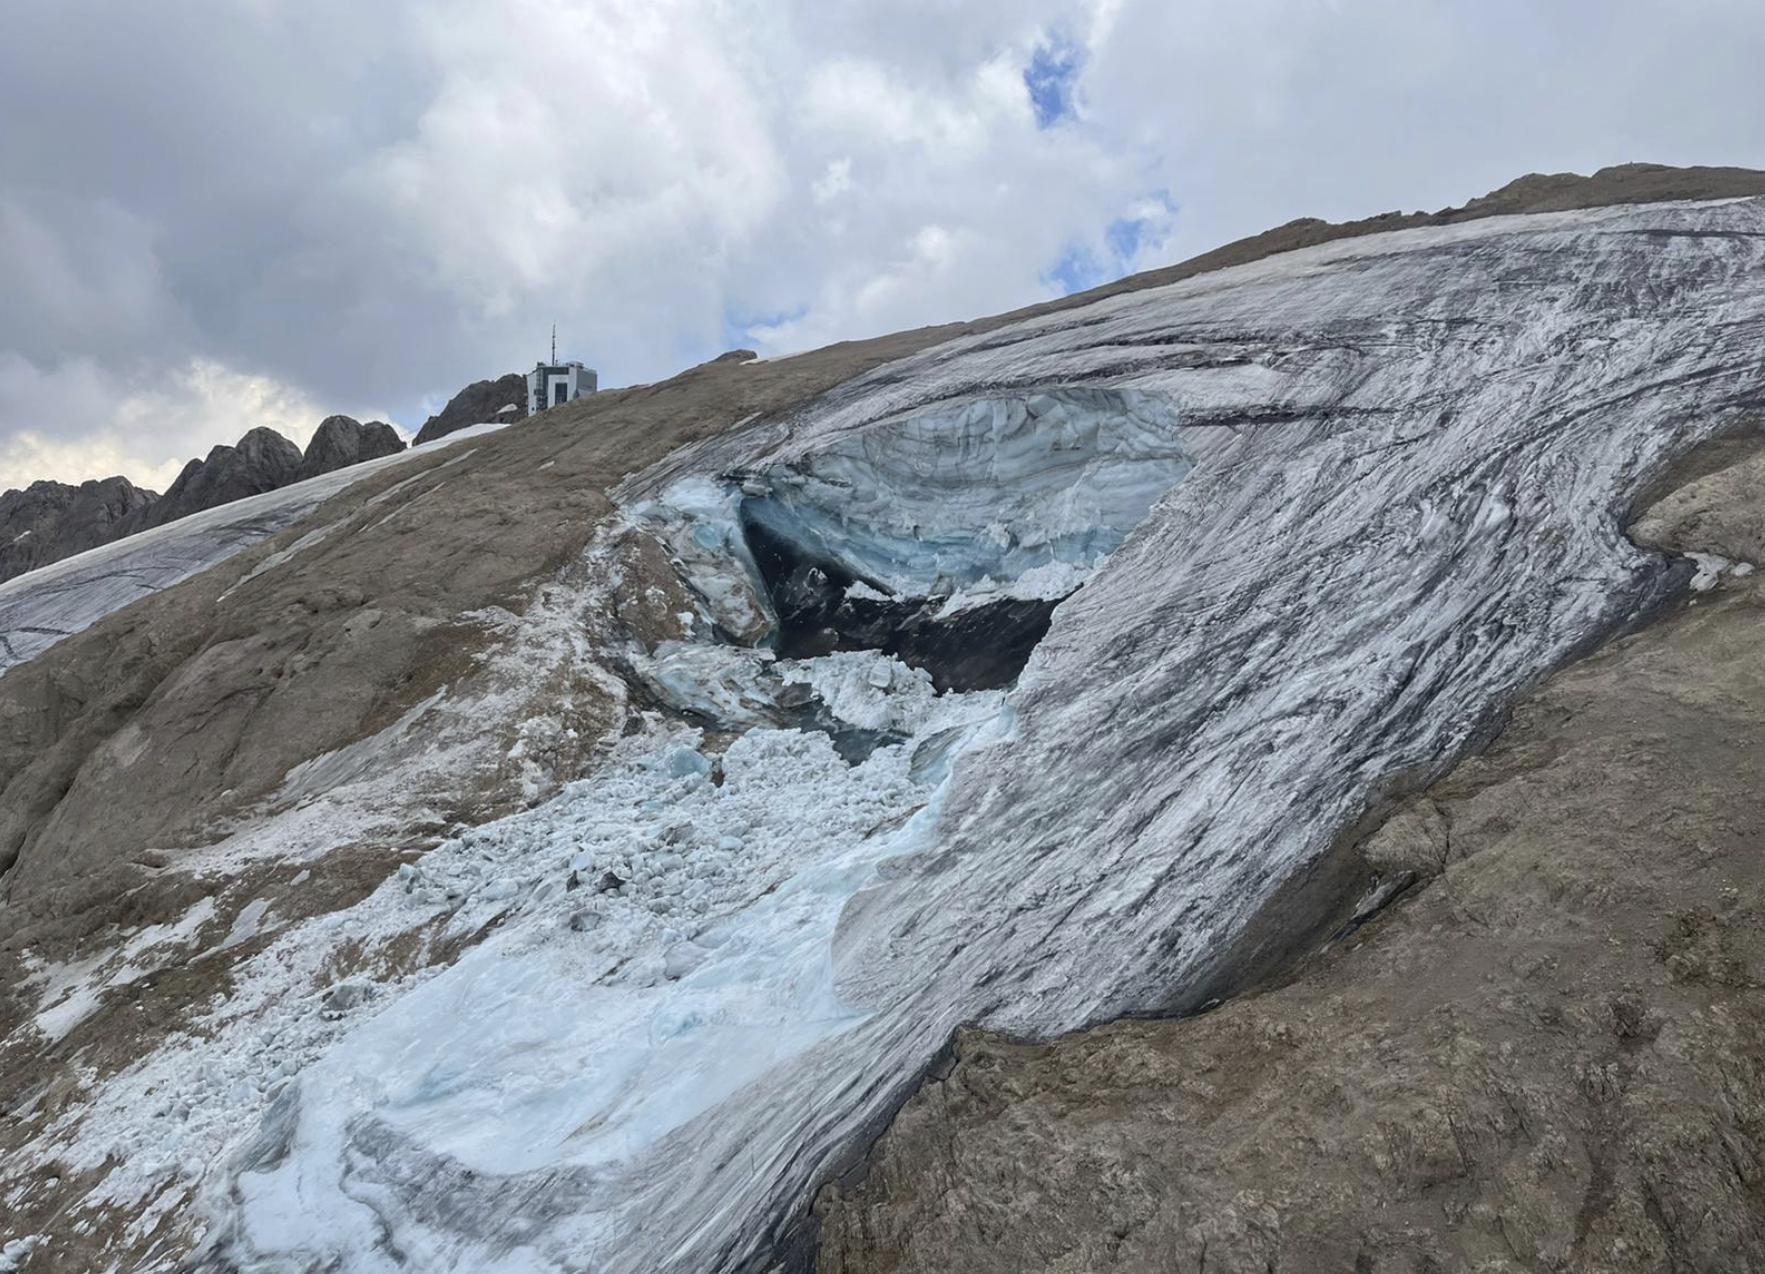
[294,415,407,481]
[744,512,1058,693]
[132,426,306,532]
[413,372,526,444]
[813,434,1765,1274]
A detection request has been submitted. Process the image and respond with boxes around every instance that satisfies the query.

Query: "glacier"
[29,197,1765,1271]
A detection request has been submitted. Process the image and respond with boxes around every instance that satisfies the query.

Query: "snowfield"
[13,197,1765,1271]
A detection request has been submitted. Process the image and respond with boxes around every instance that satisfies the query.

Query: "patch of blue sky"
[1045,191,1181,297]
[721,304,808,353]
[1023,35,1083,128]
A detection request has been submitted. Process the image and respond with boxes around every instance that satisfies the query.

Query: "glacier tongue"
[185,196,1765,1270]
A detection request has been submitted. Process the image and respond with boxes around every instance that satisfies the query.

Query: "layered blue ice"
[740,387,1193,597]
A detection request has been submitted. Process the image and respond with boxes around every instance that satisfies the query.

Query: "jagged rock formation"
[413,372,525,444]
[295,415,406,481]
[0,420,409,589]
[2,166,1765,1274]
[0,476,157,585]
[128,426,305,532]
[812,435,1765,1273]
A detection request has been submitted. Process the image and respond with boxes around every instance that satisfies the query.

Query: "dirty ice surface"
[28,649,1006,1272]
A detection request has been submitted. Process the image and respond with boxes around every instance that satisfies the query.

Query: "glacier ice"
[58,197,1765,1271]
[737,386,1192,598]
[631,386,1193,653]
[184,659,1012,1272]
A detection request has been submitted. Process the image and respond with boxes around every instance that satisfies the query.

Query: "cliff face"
[413,372,525,444]
[812,437,1765,1273]
[3,167,1765,1274]
[0,476,157,584]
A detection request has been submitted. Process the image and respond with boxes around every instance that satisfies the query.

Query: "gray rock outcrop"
[295,416,406,482]
[0,476,159,584]
[128,426,304,532]
[413,373,525,445]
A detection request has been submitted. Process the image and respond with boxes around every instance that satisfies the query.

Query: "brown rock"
[0,476,158,584]
[295,415,406,482]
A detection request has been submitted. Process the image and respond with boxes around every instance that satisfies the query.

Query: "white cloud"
[6,0,1765,489]
[812,158,854,204]
[0,354,351,491]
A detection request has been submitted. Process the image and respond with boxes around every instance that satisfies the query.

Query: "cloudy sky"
[4,0,1764,491]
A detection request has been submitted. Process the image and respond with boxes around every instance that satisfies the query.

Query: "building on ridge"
[527,327,598,415]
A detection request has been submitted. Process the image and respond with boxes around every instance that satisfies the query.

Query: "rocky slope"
[413,371,525,444]
[0,476,157,584]
[2,165,1765,1274]
[813,433,1765,1273]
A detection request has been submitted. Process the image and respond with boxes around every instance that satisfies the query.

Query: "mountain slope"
[2,166,1765,1273]
[814,435,1765,1273]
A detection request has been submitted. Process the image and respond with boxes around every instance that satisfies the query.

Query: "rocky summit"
[0,476,157,585]
[1,165,1764,1274]
[0,413,413,589]
[295,415,407,482]
[413,372,526,444]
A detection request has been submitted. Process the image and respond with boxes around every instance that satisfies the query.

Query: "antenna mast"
[551,324,557,364]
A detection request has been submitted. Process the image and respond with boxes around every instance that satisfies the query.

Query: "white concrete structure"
[527,361,598,415]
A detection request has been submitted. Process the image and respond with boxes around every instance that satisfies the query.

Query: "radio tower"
[551,324,557,364]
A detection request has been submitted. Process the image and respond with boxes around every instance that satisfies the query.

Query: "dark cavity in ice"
[740,511,1060,693]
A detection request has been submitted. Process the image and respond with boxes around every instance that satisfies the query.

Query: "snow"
[0,1237,41,1273]
[32,984,103,1044]
[23,897,217,1044]
[1687,550,1732,592]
